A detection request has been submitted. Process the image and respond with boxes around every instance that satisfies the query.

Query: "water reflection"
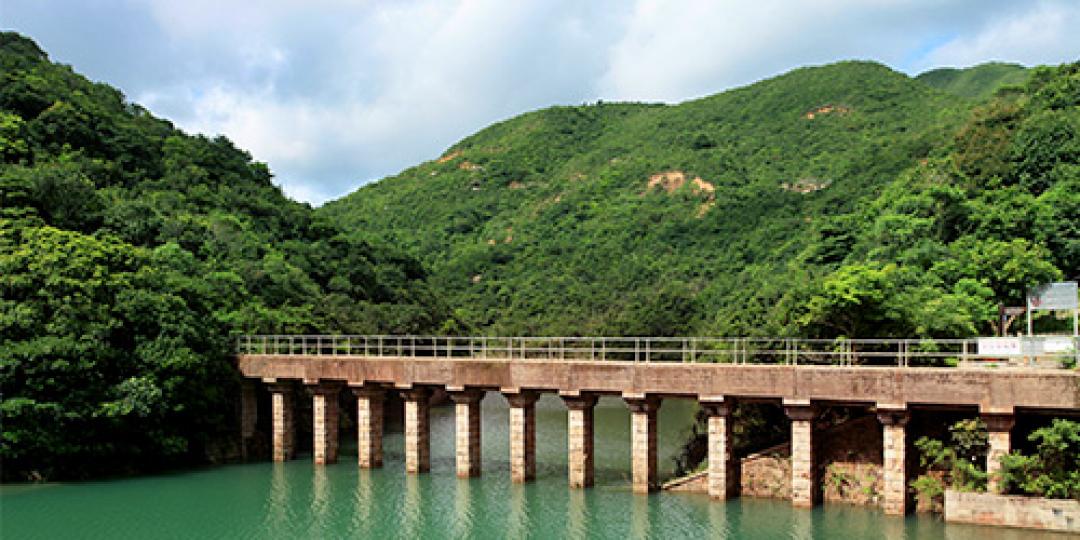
[310,465,330,537]
[452,478,473,538]
[790,505,813,540]
[506,484,529,538]
[352,469,373,537]
[567,488,588,539]
[264,463,289,534]
[708,498,730,537]
[401,474,422,539]
[630,495,650,539]
[881,514,907,540]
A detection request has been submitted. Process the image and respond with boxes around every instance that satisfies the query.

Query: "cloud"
[915,0,1080,70]
[5,0,1080,204]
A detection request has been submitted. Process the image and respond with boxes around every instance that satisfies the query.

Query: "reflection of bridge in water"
[236,335,1080,516]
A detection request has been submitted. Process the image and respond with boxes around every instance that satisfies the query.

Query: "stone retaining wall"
[945,490,1080,533]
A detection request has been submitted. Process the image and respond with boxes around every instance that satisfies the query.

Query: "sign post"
[1026,281,1079,337]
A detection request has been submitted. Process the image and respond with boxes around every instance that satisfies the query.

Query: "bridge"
[236,335,1080,516]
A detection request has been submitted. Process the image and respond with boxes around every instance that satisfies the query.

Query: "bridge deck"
[238,353,1080,412]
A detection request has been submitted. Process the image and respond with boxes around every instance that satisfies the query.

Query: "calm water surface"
[0,395,1063,539]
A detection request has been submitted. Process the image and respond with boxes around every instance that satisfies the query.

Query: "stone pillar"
[311,382,342,465]
[450,389,485,478]
[241,380,258,460]
[983,412,1015,494]
[702,400,738,500]
[353,386,385,468]
[562,394,598,488]
[505,391,540,483]
[785,401,819,508]
[877,406,911,515]
[402,388,431,474]
[625,396,662,494]
[269,382,295,462]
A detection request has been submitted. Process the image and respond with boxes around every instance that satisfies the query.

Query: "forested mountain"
[322,60,1078,338]
[2,32,1076,481]
[0,33,452,480]
[916,62,1030,99]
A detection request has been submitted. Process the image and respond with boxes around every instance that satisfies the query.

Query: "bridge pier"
[877,406,911,515]
[702,399,738,500]
[625,395,662,493]
[785,400,819,508]
[240,380,258,460]
[562,393,598,488]
[504,390,540,483]
[401,388,431,474]
[269,382,295,462]
[983,410,1015,494]
[311,381,343,465]
[450,389,485,478]
[353,385,385,468]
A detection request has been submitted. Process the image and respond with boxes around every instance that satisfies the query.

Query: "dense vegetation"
[0,33,451,480]
[323,60,1078,338]
[2,31,1076,482]
[911,418,1080,506]
[916,62,1029,99]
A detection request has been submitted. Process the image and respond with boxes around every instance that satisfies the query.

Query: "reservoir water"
[0,395,1060,539]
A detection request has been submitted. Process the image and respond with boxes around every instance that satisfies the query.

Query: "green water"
[0,395,1060,539]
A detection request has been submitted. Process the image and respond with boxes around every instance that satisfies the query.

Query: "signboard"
[977,337,1023,357]
[1027,281,1079,310]
[1042,336,1076,354]
[976,336,1078,357]
[1002,306,1026,316]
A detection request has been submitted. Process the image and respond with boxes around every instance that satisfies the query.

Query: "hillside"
[323,60,1078,338]
[0,33,451,480]
[916,62,1031,100]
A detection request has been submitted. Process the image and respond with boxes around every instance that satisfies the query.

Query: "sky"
[4,1,1080,205]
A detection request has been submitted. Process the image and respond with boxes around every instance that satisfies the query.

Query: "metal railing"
[234,335,1078,368]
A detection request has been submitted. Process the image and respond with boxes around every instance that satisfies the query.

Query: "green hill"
[323,60,1078,338]
[916,62,1030,99]
[0,32,451,480]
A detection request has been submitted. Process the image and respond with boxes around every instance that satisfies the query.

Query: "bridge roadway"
[236,335,1080,516]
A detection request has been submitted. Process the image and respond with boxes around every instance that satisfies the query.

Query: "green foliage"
[324,57,1078,339]
[910,419,989,508]
[916,62,1030,100]
[998,419,1080,499]
[0,32,451,480]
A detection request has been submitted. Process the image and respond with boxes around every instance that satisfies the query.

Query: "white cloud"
[7,0,1080,204]
[916,0,1080,70]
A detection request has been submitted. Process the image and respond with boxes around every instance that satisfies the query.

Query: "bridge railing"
[233,335,1080,367]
